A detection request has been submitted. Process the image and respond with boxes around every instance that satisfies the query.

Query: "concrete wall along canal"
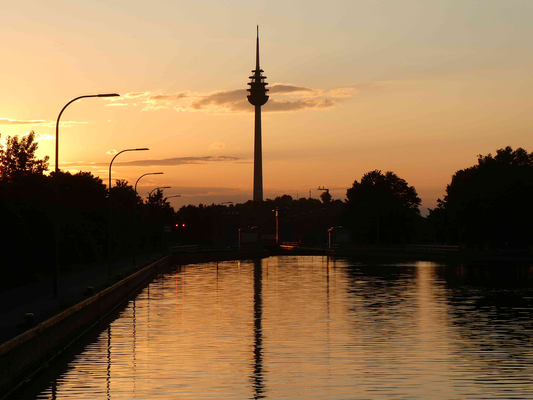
[0,256,170,397]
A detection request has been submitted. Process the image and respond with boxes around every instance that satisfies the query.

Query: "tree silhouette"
[0,131,49,182]
[431,146,533,248]
[320,191,332,204]
[342,170,421,244]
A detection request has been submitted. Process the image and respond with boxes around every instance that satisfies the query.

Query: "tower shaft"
[247,26,268,202]
[253,105,263,201]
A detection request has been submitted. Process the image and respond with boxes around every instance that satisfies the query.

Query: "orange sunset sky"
[1,0,532,214]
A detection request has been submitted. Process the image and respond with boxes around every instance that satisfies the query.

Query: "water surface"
[17,256,533,399]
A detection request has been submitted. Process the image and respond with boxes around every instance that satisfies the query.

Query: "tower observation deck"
[247,26,269,202]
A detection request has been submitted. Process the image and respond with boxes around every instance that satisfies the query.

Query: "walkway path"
[0,253,162,345]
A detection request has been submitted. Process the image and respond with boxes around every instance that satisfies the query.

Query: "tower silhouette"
[247,26,269,202]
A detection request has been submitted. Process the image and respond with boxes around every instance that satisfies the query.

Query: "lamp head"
[98,93,120,97]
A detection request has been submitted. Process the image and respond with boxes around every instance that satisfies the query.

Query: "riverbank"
[0,255,169,398]
[0,247,274,398]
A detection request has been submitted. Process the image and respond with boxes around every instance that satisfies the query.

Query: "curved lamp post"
[53,93,119,299]
[164,195,182,201]
[135,172,164,195]
[149,186,171,196]
[56,93,119,175]
[109,148,149,191]
[132,172,163,266]
[108,147,149,276]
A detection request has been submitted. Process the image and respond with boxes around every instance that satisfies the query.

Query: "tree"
[320,190,332,204]
[54,171,108,264]
[0,131,49,182]
[147,188,171,210]
[342,170,421,244]
[431,146,533,248]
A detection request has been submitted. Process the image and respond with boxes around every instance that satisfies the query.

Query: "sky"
[1,0,532,214]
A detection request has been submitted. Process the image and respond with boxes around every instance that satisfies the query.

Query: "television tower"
[247,26,269,202]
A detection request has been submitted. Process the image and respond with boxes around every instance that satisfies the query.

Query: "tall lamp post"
[164,195,181,201]
[135,172,164,195]
[108,148,149,276]
[133,172,164,266]
[149,186,171,197]
[53,93,119,299]
[109,148,149,191]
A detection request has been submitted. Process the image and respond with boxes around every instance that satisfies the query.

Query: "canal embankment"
[1,247,274,398]
[0,255,170,398]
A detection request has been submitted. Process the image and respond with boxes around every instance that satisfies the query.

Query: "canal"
[10,256,533,399]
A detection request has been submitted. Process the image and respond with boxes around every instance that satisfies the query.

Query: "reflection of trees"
[344,262,419,337]
[435,265,533,373]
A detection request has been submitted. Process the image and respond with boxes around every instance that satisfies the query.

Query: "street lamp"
[133,172,163,266]
[109,148,149,191]
[55,93,119,176]
[135,172,164,195]
[221,202,233,205]
[53,93,119,299]
[108,147,149,276]
[164,195,182,201]
[149,186,171,196]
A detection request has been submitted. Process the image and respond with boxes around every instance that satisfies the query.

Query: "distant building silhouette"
[247,26,269,202]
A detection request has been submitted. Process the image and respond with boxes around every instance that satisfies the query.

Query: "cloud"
[186,89,248,112]
[328,87,357,97]
[137,186,243,196]
[106,149,118,155]
[115,155,248,167]
[0,131,55,150]
[143,92,190,110]
[101,83,363,114]
[0,117,90,128]
[125,92,149,98]
[33,133,55,142]
[149,93,189,101]
[55,120,89,128]
[209,142,226,150]
[60,155,249,168]
[1,131,54,142]
[265,98,336,112]
[0,118,48,125]
[269,84,314,94]
[60,160,93,166]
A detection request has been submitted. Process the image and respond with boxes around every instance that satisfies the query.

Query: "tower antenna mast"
[247,26,269,202]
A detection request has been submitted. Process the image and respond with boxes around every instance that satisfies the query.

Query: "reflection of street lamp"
[149,186,171,196]
[53,93,119,299]
[109,148,149,191]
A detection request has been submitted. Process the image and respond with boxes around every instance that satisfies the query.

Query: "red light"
[175,224,179,228]
[182,223,186,227]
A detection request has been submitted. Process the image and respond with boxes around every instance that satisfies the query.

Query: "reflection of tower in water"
[251,259,265,398]
[247,26,269,202]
